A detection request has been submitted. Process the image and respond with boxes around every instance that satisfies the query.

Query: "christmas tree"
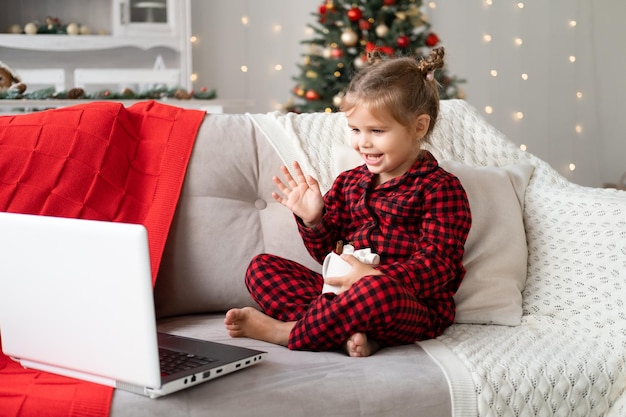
[287,0,465,113]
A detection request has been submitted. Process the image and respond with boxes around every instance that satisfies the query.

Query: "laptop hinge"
[116,381,153,396]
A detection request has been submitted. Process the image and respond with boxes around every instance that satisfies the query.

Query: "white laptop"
[0,212,266,398]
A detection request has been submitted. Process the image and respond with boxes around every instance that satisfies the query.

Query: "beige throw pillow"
[439,161,534,326]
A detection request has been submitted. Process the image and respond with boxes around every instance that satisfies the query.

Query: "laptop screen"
[0,213,161,388]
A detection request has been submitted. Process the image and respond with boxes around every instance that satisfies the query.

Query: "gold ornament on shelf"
[24,22,38,35]
[66,22,80,35]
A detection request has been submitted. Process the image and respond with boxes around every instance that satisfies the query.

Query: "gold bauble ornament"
[405,5,425,26]
[340,28,359,47]
[375,24,389,37]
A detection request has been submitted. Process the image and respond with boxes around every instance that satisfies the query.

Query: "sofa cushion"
[111,314,454,417]
[439,161,534,326]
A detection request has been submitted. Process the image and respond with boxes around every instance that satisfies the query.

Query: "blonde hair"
[340,47,445,141]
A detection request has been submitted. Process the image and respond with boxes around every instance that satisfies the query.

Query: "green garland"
[0,86,217,101]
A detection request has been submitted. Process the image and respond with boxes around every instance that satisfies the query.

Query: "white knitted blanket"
[249,110,357,195]
[249,100,626,417]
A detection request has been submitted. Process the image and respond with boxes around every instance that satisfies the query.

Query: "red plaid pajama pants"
[245,253,435,351]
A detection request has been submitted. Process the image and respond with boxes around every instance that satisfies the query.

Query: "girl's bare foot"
[345,333,381,357]
[224,307,295,347]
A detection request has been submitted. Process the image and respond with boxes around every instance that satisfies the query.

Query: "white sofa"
[111,100,626,417]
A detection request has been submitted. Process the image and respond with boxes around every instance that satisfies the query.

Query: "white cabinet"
[113,0,181,37]
[0,0,191,91]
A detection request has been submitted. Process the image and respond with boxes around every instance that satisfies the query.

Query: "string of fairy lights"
[427,0,588,178]
[188,1,589,180]
[483,0,582,175]
[188,12,290,111]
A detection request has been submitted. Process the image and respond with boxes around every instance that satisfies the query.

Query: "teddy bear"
[0,61,27,94]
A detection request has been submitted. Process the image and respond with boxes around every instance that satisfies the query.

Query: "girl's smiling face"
[346,105,430,185]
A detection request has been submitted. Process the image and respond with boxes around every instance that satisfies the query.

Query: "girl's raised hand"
[272,161,324,227]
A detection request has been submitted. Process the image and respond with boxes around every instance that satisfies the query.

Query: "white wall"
[428,0,626,187]
[190,0,626,187]
[189,0,319,112]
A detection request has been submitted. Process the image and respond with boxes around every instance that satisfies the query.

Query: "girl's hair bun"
[364,47,445,81]
[417,47,445,80]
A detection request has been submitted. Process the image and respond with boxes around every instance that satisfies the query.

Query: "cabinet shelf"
[0,0,191,90]
[0,34,181,52]
[0,99,255,114]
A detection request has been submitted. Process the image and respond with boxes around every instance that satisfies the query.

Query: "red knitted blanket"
[0,101,206,416]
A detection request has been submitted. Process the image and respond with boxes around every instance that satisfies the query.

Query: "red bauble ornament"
[397,35,410,48]
[319,4,327,14]
[384,0,396,5]
[347,7,362,22]
[359,19,372,31]
[425,33,440,47]
[293,86,305,97]
[331,47,344,59]
[305,90,321,101]
[365,42,395,57]
[379,45,395,56]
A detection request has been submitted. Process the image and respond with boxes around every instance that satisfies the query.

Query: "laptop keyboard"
[159,348,217,376]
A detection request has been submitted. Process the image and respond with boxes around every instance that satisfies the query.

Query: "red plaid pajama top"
[245,151,471,351]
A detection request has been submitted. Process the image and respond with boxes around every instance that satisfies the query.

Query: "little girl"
[225,47,471,357]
